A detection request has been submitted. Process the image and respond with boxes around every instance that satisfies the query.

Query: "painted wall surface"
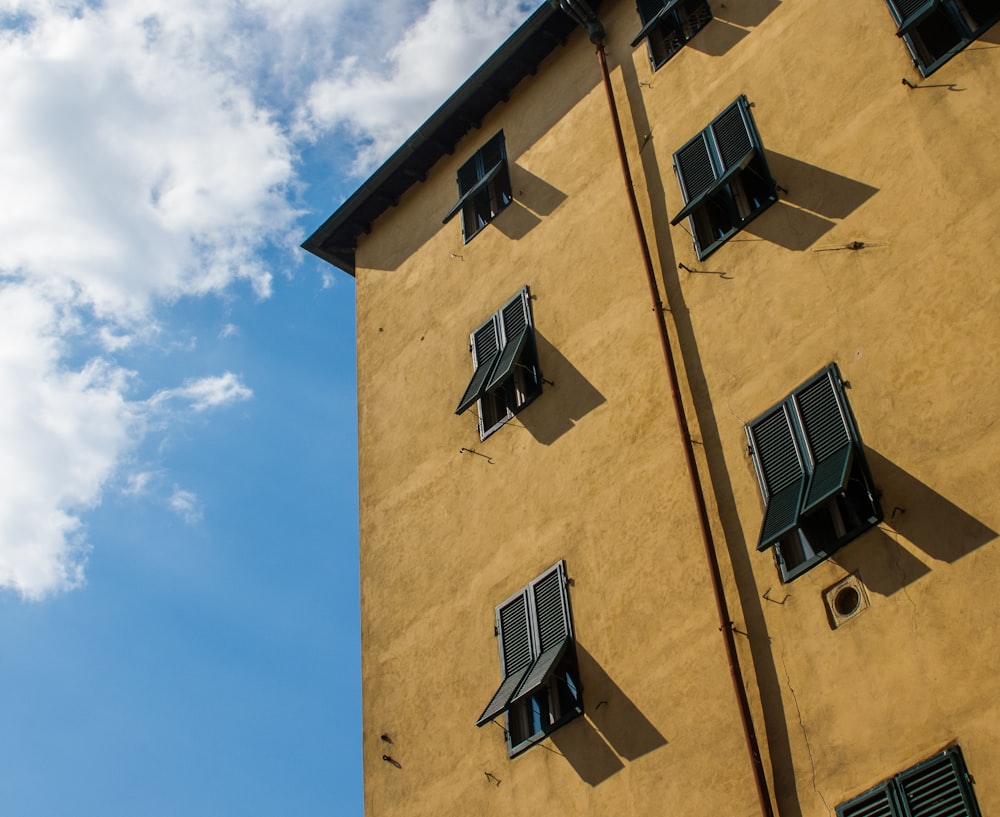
[347,2,1000,816]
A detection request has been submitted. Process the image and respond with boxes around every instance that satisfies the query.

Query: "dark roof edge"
[301,2,576,276]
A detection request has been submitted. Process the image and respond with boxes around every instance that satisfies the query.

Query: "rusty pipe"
[592,38,775,817]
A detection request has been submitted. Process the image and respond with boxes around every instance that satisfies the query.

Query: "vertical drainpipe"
[548,3,775,817]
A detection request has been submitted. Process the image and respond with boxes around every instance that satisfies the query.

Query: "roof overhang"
[301,3,587,276]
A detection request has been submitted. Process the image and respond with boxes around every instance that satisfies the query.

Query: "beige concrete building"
[304,1,1000,815]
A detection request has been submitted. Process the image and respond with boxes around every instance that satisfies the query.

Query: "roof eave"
[302,2,582,276]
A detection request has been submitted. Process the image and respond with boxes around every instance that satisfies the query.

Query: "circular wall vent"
[824,574,869,629]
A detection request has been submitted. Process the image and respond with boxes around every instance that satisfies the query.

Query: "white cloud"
[123,470,156,496]
[0,3,302,317]
[0,0,287,599]
[219,323,239,339]
[150,372,253,413]
[0,283,137,600]
[301,0,536,174]
[168,486,201,524]
[99,327,134,352]
[0,0,535,599]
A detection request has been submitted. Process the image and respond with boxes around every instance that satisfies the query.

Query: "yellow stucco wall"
[347,1,1000,815]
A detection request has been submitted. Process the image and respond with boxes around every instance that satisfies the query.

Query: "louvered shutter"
[455,317,501,414]
[479,132,506,174]
[885,0,940,34]
[711,100,755,172]
[631,0,684,45]
[456,151,481,197]
[671,97,758,225]
[476,591,533,727]
[836,782,899,817]
[896,747,982,817]
[442,131,509,224]
[838,747,983,817]
[748,404,806,551]
[793,366,857,515]
[511,561,572,705]
[485,289,531,394]
[637,0,668,23]
[673,133,716,213]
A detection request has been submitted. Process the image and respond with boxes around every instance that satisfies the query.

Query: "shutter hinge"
[493,625,498,637]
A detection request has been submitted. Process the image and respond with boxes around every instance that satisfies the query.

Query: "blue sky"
[0,1,535,813]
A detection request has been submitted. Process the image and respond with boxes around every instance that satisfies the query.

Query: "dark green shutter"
[671,96,759,226]
[748,405,806,551]
[443,162,506,224]
[476,592,532,727]
[637,0,668,23]
[456,151,480,197]
[479,131,505,172]
[631,0,684,45]
[485,289,531,394]
[885,0,940,33]
[896,747,981,817]
[442,131,508,225]
[511,562,572,704]
[675,133,716,205]
[711,99,755,172]
[836,782,898,817]
[795,367,856,515]
[837,747,982,817]
[455,318,500,414]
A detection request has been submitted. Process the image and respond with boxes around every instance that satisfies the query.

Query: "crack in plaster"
[779,639,833,816]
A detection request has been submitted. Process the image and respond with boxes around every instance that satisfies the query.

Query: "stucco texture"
[347,1,1000,815]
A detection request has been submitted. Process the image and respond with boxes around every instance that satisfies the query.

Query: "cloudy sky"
[0,0,535,813]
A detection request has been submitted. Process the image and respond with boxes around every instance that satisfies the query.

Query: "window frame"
[837,745,982,817]
[670,95,777,260]
[454,286,542,440]
[631,0,713,70]
[745,363,882,583]
[884,0,1000,76]
[441,130,513,243]
[475,561,583,758]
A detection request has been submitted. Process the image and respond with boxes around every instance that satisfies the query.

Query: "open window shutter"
[485,289,532,394]
[476,591,533,727]
[673,132,716,206]
[637,0,668,23]
[895,747,982,817]
[671,96,762,225]
[747,405,806,551]
[512,561,572,705]
[443,132,509,225]
[443,162,505,224]
[794,367,856,515]
[455,318,501,414]
[711,98,755,173]
[885,0,940,34]
[835,781,899,817]
[631,0,683,45]
[479,131,505,170]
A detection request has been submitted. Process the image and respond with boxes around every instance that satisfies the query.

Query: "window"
[837,745,983,817]
[745,363,882,583]
[442,130,512,242]
[455,286,541,440]
[476,561,583,757]
[885,0,1000,76]
[670,95,777,259]
[631,0,712,69]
